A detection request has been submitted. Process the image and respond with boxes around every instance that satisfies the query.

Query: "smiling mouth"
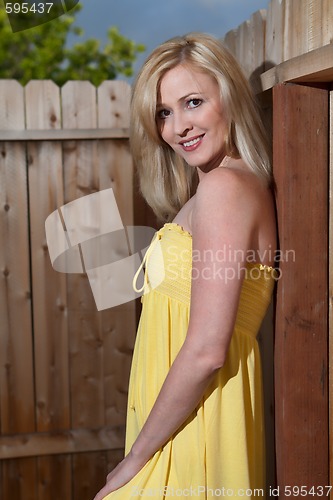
[180,134,204,148]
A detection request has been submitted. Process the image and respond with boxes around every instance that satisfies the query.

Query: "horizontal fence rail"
[0,128,130,141]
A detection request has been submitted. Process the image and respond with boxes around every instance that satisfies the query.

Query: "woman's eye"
[187,98,202,109]
[157,109,171,119]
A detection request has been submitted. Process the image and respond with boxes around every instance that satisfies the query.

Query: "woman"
[94,32,276,499]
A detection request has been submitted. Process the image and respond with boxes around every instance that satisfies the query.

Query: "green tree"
[0,5,145,86]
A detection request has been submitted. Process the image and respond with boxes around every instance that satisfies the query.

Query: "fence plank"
[223,29,237,58]
[25,80,70,432]
[2,458,37,500]
[283,0,301,60]
[25,80,71,500]
[61,81,104,430]
[97,81,136,432]
[37,455,71,500]
[97,81,132,223]
[274,82,329,493]
[0,80,35,434]
[265,0,285,68]
[322,0,333,47]
[61,80,107,495]
[235,19,251,76]
[72,452,108,500]
[0,80,36,499]
[308,0,325,51]
[249,10,266,92]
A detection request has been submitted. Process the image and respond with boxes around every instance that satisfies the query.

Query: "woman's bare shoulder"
[193,160,275,242]
[196,162,267,210]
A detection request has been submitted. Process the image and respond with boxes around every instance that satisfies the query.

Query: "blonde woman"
[94,33,276,500]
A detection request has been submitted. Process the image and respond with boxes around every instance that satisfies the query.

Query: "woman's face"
[156,64,228,173]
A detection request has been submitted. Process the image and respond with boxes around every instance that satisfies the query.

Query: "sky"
[70,0,271,80]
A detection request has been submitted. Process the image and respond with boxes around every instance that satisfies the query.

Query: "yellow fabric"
[105,222,275,499]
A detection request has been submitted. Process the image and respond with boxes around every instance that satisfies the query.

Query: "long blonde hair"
[130,32,271,222]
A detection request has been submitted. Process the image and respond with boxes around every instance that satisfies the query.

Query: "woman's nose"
[174,112,193,137]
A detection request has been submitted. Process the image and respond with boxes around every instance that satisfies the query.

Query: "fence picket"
[250,10,266,92]
[223,29,237,58]
[61,80,108,496]
[25,79,71,500]
[97,81,136,432]
[0,80,36,498]
[265,0,285,67]
[308,0,325,51]
[61,80,104,428]
[322,0,333,47]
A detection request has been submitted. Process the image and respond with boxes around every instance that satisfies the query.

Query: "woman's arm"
[94,168,259,499]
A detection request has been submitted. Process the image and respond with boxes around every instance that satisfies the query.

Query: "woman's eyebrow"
[157,92,203,108]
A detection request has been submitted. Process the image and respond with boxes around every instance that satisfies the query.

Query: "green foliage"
[0,4,145,85]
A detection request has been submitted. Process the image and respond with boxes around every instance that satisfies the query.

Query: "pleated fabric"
[104,223,275,499]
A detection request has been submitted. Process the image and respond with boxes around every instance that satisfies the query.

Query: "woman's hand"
[93,450,147,500]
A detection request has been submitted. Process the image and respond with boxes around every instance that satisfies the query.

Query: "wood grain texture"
[0,81,35,435]
[25,80,70,433]
[0,128,129,141]
[60,81,136,493]
[0,80,36,500]
[61,81,104,433]
[25,80,71,500]
[97,81,136,430]
[261,43,333,90]
[273,82,329,493]
[223,0,333,89]
[0,79,139,499]
[265,0,285,68]
[0,426,124,459]
[37,455,71,500]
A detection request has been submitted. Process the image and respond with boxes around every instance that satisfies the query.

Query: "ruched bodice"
[106,222,275,500]
[135,222,274,337]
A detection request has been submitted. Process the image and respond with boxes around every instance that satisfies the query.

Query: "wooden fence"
[0,79,138,500]
[223,0,333,90]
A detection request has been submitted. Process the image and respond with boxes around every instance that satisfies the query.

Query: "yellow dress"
[105,222,275,499]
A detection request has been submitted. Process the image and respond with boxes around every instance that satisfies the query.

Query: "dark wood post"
[273,82,329,496]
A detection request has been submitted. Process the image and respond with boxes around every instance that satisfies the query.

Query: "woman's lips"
[179,134,204,151]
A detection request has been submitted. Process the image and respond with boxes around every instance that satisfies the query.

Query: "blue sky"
[71,0,270,79]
